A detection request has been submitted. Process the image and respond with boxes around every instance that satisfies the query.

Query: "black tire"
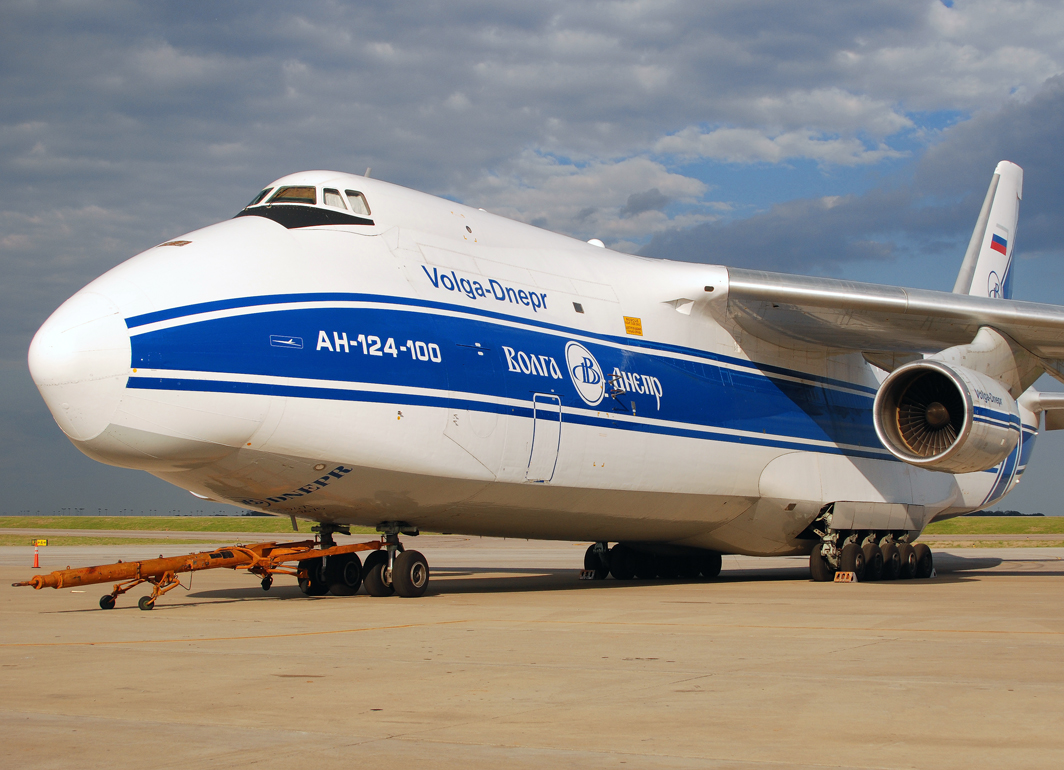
[862,542,884,582]
[880,542,900,580]
[99,595,116,610]
[137,595,155,611]
[609,545,636,580]
[897,543,917,579]
[676,554,701,579]
[362,550,395,597]
[699,550,723,579]
[392,550,430,598]
[298,557,329,596]
[654,554,679,579]
[261,576,273,591]
[809,546,835,582]
[839,542,866,580]
[327,553,363,596]
[632,551,658,580]
[914,543,934,579]
[583,544,609,579]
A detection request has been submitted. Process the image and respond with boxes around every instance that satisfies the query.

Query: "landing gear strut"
[365,522,429,598]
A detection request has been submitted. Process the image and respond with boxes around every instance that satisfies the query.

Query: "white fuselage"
[28,171,1036,556]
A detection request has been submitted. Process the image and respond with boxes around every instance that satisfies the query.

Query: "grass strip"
[916,539,1064,549]
[0,535,225,547]
[923,516,1064,536]
[0,516,377,534]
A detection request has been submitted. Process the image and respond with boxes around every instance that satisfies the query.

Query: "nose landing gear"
[300,521,429,598]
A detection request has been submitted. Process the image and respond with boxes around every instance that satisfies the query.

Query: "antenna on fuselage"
[364,167,372,178]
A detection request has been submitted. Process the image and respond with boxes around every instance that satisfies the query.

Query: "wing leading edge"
[724,267,1064,380]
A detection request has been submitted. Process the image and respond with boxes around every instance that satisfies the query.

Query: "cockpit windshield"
[345,190,371,216]
[268,186,317,205]
[236,181,374,228]
[246,188,272,207]
[322,188,347,209]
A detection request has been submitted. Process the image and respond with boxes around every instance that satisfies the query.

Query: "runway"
[2,537,1062,769]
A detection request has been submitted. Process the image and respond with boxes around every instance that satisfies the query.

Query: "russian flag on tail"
[990,233,1008,255]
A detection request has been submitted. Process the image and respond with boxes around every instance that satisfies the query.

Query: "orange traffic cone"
[33,545,39,569]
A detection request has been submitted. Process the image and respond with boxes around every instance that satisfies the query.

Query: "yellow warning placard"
[623,316,643,336]
[32,539,48,547]
[833,571,858,583]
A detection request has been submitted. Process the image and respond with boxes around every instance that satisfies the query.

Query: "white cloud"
[462,152,716,246]
[655,126,907,166]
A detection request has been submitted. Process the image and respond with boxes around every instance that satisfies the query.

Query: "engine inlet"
[895,370,966,457]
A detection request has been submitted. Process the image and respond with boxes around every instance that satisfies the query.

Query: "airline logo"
[987,270,1002,298]
[565,341,605,406]
[421,265,548,312]
[990,233,1008,255]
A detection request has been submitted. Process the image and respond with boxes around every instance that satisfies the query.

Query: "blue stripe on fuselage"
[128,304,883,452]
[125,292,879,396]
[126,375,893,461]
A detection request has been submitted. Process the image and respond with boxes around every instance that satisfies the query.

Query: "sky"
[3,0,1064,514]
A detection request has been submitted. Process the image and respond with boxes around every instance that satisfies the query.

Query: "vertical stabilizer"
[953,161,1023,299]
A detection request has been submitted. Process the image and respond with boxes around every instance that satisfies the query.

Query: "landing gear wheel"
[632,551,658,580]
[861,542,884,581]
[809,545,835,582]
[362,550,395,597]
[298,557,329,596]
[880,542,900,581]
[327,553,363,596]
[138,595,155,611]
[392,550,430,597]
[698,550,722,579]
[583,544,609,579]
[840,542,866,580]
[676,554,701,579]
[609,545,636,580]
[99,595,116,610]
[261,576,273,592]
[914,543,934,579]
[897,543,917,579]
[654,554,679,579]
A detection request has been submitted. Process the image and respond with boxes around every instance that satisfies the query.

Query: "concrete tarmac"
[2,537,1063,769]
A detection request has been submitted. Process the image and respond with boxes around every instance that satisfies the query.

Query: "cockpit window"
[246,188,273,207]
[322,188,347,209]
[269,186,317,205]
[345,190,371,216]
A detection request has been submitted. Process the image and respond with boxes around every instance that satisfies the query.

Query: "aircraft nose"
[28,290,131,442]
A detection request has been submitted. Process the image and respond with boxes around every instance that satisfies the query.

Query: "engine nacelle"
[873,360,1020,473]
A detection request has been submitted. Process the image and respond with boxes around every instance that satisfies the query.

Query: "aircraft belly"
[163,447,762,545]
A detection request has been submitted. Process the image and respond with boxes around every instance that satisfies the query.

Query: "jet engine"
[873,360,1020,473]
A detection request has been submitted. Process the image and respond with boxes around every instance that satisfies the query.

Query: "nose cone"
[28,291,130,442]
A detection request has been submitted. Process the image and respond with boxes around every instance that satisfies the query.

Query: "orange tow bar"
[12,538,383,610]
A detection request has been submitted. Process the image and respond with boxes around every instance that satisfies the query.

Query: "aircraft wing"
[725,268,1064,374]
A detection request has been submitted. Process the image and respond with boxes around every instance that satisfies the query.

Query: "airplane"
[27,160,1064,598]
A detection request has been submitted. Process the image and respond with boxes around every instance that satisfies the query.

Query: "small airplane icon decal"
[269,335,304,349]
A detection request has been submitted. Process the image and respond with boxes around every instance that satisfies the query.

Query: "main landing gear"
[809,535,934,582]
[297,521,429,599]
[584,543,723,581]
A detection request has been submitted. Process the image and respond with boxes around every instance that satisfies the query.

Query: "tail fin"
[952,160,1023,299]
